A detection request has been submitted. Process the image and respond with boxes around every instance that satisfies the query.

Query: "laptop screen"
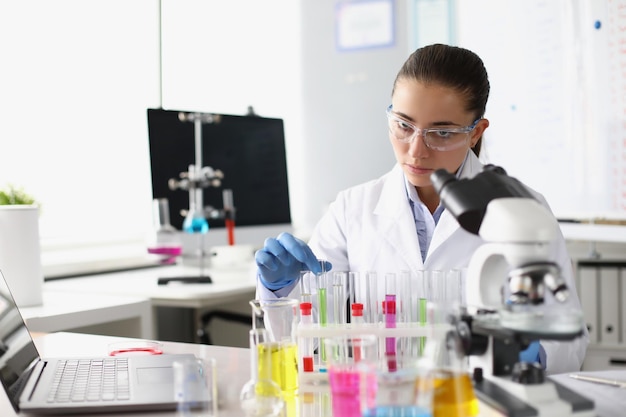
[0,270,41,411]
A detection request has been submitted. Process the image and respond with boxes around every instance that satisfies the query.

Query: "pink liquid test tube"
[385,294,397,372]
[385,273,397,372]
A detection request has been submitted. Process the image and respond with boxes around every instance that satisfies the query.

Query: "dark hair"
[392,44,490,156]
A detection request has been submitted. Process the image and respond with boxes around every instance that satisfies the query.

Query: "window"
[0,1,300,277]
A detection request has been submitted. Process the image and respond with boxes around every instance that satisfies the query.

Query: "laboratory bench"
[5,332,623,417]
[31,263,256,345]
[11,332,250,417]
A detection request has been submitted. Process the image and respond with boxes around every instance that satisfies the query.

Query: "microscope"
[431,165,595,417]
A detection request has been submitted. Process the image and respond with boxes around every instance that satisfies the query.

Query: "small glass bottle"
[147,198,182,264]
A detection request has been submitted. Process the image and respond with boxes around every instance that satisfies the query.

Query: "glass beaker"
[173,357,217,416]
[324,334,378,417]
[249,298,299,396]
[375,351,435,417]
[428,303,479,417]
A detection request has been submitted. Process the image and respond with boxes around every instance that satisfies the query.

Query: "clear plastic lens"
[386,110,476,151]
[426,132,470,151]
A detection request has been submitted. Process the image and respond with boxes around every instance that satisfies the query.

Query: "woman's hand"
[255,232,331,291]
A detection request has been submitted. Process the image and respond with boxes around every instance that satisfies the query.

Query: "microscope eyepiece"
[431,169,457,195]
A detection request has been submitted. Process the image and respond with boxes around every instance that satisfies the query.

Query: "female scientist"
[255,43,588,375]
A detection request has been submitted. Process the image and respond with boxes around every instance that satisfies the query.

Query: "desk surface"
[550,371,626,417]
[8,332,621,417]
[13,332,251,417]
[43,264,257,309]
[21,293,153,339]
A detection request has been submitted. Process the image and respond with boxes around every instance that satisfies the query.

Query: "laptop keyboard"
[47,358,130,403]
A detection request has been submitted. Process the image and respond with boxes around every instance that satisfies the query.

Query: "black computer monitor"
[146,108,291,233]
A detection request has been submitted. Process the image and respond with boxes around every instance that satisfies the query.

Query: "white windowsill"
[41,239,160,279]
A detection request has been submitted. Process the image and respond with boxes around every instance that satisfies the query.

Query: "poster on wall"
[335,0,395,51]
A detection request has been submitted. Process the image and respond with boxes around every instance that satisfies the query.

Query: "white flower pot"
[0,205,44,307]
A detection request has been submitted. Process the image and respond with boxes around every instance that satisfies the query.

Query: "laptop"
[0,269,198,415]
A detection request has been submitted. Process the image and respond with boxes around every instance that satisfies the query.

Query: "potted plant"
[0,184,38,206]
[0,184,44,307]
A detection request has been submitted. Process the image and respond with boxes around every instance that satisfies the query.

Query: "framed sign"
[335,0,395,51]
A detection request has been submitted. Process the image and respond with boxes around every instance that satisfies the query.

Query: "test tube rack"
[296,322,452,385]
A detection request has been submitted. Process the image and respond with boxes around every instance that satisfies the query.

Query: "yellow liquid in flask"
[257,342,299,395]
[432,370,479,417]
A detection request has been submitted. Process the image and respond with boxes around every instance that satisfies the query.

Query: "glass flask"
[147,198,181,264]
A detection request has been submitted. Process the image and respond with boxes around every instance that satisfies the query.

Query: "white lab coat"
[256,152,589,375]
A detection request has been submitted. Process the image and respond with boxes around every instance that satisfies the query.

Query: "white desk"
[39,264,256,343]
[7,332,619,417]
[550,371,626,417]
[21,292,153,339]
[42,264,256,309]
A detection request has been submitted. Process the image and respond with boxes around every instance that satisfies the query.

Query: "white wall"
[0,1,160,244]
[159,0,303,238]
[296,0,409,237]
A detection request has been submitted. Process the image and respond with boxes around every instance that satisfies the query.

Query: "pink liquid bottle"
[147,198,182,264]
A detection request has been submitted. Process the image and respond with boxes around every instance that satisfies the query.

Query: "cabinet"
[576,260,626,371]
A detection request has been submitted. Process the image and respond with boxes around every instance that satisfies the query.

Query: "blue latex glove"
[519,340,542,365]
[255,232,331,291]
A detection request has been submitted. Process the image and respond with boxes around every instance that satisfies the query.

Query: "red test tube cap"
[300,302,312,315]
[351,303,364,317]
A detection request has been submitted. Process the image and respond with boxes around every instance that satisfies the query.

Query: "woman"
[255,43,588,375]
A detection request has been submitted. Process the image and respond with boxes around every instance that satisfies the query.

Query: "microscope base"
[473,375,595,417]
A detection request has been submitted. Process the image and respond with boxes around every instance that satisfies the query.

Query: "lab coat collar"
[374,164,425,271]
[374,153,484,267]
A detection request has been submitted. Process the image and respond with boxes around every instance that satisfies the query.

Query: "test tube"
[299,302,315,372]
[385,273,397,372]
[317,261,328,327]
[416,270,428,355]
[299,270,315,305]
[332,272,347,325]
[348,271,359,323]
[222,189,235,246]
[446,268,463,306]
[317,260,328,365]
[398,270,411,324]
[427,269,445,302]
[351,303,366,363]
[398,270,412,355]
[350,303,365,326]
[365,271,378,324]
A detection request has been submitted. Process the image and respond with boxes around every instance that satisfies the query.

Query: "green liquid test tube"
[419,297,427,354]
[318,287,327,362]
